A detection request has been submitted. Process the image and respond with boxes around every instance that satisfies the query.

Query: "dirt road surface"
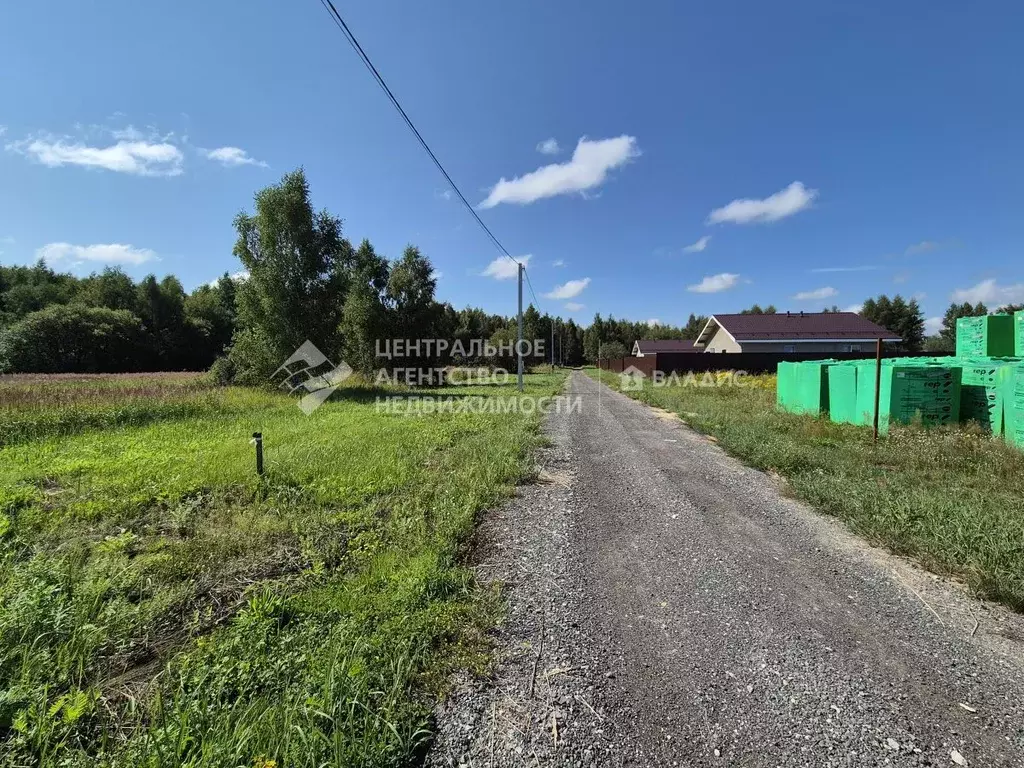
[429,371,1024,767]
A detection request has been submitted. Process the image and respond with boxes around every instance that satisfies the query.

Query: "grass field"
[0,370,566,766]
[588,367,1024,612]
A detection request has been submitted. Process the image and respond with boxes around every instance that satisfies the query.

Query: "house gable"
[697,312,900,352]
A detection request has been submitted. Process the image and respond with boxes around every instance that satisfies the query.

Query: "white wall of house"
[741,341,876,353]
[704,337,883,353]
[702,326,742,353]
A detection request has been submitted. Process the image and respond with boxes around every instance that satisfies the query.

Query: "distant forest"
[6,170,1005,376]
[0,257,710,376]
[0,171,702,376]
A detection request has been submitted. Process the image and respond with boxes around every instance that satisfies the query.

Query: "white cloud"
[793,286,838,301]
[687,273,739,293]
[203,146,267,168]
[924,316,943,336]
[111,125,145,141]
[209,270,250,287]
[844,303,864,314]
[683,235,711,253]
[707,181,816,225]
[479,135,639,208]
[481,255,531,280]
[951,278,1024,305]
[552,259,565,267]
[544,277,591,300]
[646,318,662,326]
[564,302,585,312]
[38,242,158,267]
[536,138,561,155]
[809,265,877,273]
[10,137,184,176]
[905,240,939,255]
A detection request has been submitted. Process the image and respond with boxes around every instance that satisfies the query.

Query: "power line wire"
[316,0,521,268]
[523,268,541,308]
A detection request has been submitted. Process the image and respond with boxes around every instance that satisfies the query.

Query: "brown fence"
[596,356,658,375]
[599,350,906,376]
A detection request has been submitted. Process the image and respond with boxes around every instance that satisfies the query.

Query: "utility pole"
[517,262,524,392]
[551,320,555,369]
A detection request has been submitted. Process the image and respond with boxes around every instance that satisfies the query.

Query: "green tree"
[0,305,148,373]
[385,247,437,338]
[76,267,141,314]
[939,301,987,345]
[230,169,353,383]
[923,334,954,355]
[860,294,925,353]
[564,319,584,365]
[995,303,1024,315]
[682,313,708,340]
[488,325,518,369]
[598,340,627,360]
[136,275,189,369]
[340,281,389,376]
[0,260,78,325]
[338,240,390,374]
[185,283,237,366]
[739,304,777,315]
[583,314,604,362]
[522,305,544,362]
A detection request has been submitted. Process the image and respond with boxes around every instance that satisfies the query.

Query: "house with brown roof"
[631,339,700,357]
[695,312,900,353]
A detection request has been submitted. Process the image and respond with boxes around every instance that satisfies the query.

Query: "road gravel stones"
[428,372,1024,767]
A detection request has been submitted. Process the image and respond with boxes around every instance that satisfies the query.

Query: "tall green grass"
[0,372,565,766]
[588,368,1024,612]
[0,373,248,447]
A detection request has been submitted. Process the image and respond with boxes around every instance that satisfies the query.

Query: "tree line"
[0,263,239,373]
[0,170,700,377]
[5,169,1017,375]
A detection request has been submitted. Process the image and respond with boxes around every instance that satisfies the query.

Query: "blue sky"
[2,0,1023,335]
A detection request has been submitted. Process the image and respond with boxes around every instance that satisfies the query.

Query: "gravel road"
[429,370,1024,767]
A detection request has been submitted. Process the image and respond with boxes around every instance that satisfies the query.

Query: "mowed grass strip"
[587,368,1024,612]
[0,371,566,767]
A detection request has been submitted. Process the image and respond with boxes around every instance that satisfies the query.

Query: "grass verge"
[587,367,1024,612]
[0,371,566,766]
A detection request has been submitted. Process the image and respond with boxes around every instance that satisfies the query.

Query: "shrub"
[0,305,151,374]
[209,355,236,386]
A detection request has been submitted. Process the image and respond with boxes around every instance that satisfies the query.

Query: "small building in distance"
[695,311,900,353]
[632,339,700,357]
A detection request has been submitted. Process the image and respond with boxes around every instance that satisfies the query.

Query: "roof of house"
[696,312,901,344]
[634,339,699,353]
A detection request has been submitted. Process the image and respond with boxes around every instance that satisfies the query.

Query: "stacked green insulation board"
[826,363,858,424]
[1005,366,1024,449]
[845,361,960,434]
[777,347,1023,448]
[777,360,830,415]
[959,362,1015,434]
[956,314,1015,357]
[1016,310,1024,357]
